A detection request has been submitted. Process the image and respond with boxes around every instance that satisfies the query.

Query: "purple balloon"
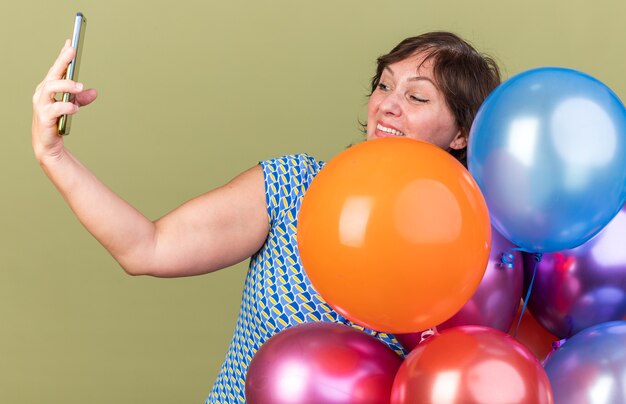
[245,322,402,403]
[524,205,626,339]
[396,227,523,351]
[544,321,626,403]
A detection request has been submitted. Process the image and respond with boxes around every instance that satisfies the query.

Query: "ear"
[449,128,467,150]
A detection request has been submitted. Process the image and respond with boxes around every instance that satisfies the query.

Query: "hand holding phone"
[57,12,87,136]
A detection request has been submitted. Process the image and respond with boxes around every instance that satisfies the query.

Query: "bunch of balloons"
[246,323,553,404]
[468,67,626,401]
[245,67,626,403]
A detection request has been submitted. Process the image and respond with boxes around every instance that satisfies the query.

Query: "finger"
[44,40,76,81]
[36,80,84,103]
[42,102,80,123]
[34,102,79,128]
[52,101,79,116]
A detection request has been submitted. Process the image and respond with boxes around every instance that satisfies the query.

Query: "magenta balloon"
[245,322,402,403]
[524,205,626,339]
[441,227,523,330]
[396,227,523,351]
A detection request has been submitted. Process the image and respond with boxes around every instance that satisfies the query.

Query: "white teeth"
[377,123,405,136]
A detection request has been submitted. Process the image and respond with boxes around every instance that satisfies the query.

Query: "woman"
[32,31,500,403]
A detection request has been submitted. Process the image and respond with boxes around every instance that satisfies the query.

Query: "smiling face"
[366,53,466,151]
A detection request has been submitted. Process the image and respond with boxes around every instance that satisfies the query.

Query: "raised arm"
[32,41,270,277]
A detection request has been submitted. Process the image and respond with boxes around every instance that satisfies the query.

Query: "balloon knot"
[419,327,437,344]
[500,252,516,268]
[552,338,567,350]
[542,338,567,366]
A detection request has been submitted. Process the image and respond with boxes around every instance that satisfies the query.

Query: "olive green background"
[2,0,624,402]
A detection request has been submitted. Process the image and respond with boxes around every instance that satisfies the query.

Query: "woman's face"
[366,53,465,151]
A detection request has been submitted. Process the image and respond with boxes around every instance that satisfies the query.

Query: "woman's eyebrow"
[383,66,436,87]
[408,76,436,86]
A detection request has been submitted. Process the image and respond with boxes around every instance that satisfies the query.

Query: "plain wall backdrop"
[2,0,625,402]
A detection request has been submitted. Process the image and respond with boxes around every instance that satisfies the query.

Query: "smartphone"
[57,12,87,136]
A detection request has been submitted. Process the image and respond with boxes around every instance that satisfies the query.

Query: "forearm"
[33,41,270,279]
[38,149,157,275]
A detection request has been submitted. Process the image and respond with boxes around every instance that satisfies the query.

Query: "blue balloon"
[468,67,626,252]
[544,321,626,403]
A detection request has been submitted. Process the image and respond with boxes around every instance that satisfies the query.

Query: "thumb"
[75,88,98,107]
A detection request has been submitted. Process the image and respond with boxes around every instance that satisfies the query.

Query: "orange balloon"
[297,138,491,333]
[508,302,559,361]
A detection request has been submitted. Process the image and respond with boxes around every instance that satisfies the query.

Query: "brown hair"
[369,32,501,166]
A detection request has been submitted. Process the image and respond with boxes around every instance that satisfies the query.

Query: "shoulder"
[259,154,325,220]
[260,153,325,183]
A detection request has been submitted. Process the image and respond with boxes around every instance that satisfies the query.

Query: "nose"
[379,91,402,117]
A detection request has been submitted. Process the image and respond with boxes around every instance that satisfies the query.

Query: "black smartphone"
[57,12,87,136]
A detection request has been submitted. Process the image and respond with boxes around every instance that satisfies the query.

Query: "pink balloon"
[245,322,402,403]
[396,227,523,351]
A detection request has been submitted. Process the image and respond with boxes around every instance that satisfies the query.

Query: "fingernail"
[76,83,84,91]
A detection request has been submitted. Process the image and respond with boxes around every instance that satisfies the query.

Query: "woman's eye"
[410,95,429,103]
[377,83,390,91]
